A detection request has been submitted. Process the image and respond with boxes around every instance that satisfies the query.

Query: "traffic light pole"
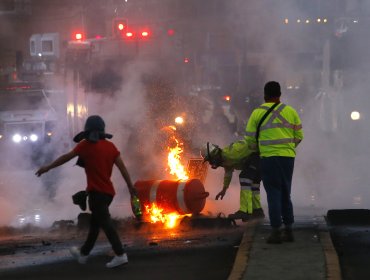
[72,68,79,137]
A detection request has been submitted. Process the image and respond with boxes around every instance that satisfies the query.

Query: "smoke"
[218,0,370,217]
[0,57,192,227]
[2,1,370,228]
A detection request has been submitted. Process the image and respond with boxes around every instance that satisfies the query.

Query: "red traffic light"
[117,23,125,31]
[113,18,128,37]
[125,32,134,38]
[184,57,190,63]
[73,32,84,41]
[141,30,149,37]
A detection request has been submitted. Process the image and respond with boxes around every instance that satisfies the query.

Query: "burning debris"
[145,203,191,229]
[134,179,209,228]
[167,135,188,181]
[131,130,214,229]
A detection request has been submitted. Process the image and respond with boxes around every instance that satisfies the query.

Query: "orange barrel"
[134,179,209,215]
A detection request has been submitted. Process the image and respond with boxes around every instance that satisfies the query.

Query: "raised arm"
[35,150,77,177]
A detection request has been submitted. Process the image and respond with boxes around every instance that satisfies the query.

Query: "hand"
[215,188,227,200]
[35,166,49,177]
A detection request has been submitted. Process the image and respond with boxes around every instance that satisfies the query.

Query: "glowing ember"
[167,136,189,181]
[145,203,191,229]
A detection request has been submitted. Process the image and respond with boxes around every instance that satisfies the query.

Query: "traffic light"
[113,18,128,38]
[139,29,151,40]
[125,31,134,38]
[72,31,84,41]
[123,28,151,40]
[75,33,83,40]
[68,31,91,52]
[141,30,150,38]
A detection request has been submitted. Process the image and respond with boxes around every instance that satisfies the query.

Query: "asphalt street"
[0,217,244,280]
[326,209,370,280]
[1,209,369,280]
[0,246,240,280]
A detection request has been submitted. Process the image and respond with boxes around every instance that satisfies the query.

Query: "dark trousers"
[80,192,124,256]
[260,156,295,228]
[240,152,261,186]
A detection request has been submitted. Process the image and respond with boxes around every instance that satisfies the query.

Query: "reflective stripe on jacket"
[245,102,304,157]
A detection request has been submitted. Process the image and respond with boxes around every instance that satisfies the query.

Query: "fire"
[145,203,190,229]
[167,136,188,181]
[147,128,190,228]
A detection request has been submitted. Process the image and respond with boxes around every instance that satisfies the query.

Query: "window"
[41,40,53,53]
[30,40,35,53]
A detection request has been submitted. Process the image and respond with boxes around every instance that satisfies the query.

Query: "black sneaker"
[228,210,251,222]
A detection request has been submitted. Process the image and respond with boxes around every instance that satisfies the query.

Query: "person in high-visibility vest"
[245,81,304,244]
[200,141,265,221]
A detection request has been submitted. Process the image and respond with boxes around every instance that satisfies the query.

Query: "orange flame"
[145,203,191,229]
[167,136,188,181]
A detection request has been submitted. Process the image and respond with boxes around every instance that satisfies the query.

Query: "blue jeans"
[260,156,295,228]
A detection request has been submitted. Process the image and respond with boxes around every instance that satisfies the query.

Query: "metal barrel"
[134,179,209,215]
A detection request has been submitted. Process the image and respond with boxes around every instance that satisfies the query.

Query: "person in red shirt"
[36,115,136,268]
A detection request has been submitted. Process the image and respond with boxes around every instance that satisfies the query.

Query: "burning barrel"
[134,179,209,215]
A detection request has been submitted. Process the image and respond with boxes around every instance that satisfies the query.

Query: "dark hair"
[264,81,281,98]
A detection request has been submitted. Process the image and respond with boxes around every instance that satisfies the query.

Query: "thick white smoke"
[2,1,370,228]
[224,0,370,217]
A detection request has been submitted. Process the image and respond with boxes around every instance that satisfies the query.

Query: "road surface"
[0,217,244,280]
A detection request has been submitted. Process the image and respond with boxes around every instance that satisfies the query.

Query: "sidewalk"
[228,216,342,280]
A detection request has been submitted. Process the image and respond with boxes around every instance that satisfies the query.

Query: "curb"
[320,231,342,280]
[227,220,258,280]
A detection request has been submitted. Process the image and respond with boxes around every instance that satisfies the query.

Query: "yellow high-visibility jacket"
[220,140,255,189]
[245,102,304,157]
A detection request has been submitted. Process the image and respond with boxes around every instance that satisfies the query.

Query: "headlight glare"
[12,134,22,143]
[30,134,38,142]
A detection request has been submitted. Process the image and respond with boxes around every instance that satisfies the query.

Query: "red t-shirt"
[73,139,120,196]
